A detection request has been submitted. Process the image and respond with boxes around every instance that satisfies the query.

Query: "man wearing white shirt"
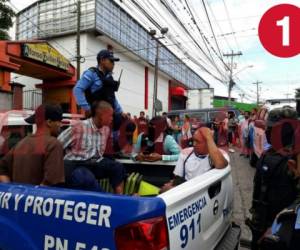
[161,127,229,192]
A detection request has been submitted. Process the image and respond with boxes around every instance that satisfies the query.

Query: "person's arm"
[173,152,187,177]
[0,149,13,182]
[131,133,143,160]
[200,127,228,169]
[41,140,65,186]
[73,70,94,111]
[162,135,180,162]
[58,125,77,150]
[113,98,123,114]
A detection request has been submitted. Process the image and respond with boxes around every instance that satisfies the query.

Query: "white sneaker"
[229,148,235,153]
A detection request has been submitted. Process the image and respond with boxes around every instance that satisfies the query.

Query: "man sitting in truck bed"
[160,127,229,193]
[58,100,126,194]
[0,104,65,186]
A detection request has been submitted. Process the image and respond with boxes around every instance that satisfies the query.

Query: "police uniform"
[73,50,122,131]
[260,195,300,250]
[247,106,298,250]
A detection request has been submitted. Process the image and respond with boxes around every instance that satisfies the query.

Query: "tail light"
[115,216,169,250]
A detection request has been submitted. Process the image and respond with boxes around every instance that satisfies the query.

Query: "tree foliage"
[0,0,15,40]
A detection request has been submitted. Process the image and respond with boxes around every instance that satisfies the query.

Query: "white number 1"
[276,16,290,46]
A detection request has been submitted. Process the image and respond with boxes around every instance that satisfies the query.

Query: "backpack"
[251,149,298,230]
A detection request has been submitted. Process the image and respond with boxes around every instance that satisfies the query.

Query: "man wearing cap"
[0,104,65,186]
[73,49,124,121]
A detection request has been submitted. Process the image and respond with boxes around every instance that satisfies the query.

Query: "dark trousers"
[64,158,126,191]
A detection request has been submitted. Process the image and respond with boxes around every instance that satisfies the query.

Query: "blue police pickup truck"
[0,112,240,250]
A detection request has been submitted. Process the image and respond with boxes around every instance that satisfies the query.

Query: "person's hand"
[199,127,213,141]
[159,180,175,194]
[0,175,10,183]
[144,153,162,162]
[135,153,145,162]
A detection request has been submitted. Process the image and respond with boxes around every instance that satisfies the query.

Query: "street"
[231,150,256,249]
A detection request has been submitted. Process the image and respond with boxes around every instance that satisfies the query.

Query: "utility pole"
[76,0,81,81]
[239,93,245,103]
[223,50,242,105]
[253,81,262,106]
[150,27,168,118]
[285,93,291,99]
[153,43,160,118]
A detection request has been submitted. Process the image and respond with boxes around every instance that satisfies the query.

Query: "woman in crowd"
[240,111,251,157]
[227,112,238,153]
[171,115,182,144]
[132,116,180,162]
[181,115,192,148]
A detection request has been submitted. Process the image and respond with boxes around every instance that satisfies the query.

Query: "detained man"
[160,127,229,193]
[58,100,126,194]
[0,104,65,186]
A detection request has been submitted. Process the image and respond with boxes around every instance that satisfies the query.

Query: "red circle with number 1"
[259,4,300,58]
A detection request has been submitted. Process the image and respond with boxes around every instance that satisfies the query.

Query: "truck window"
[186,112,207,129]
[209,111,226,122]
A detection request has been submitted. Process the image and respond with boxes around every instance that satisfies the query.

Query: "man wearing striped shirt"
[58,101,126,194]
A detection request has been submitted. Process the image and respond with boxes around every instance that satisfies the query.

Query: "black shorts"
[64,158,126,189]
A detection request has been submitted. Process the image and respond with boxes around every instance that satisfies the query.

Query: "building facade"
[16,0,209,116]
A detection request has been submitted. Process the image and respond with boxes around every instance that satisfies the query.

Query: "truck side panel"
[160,167,233,250]
[0,184,166,250]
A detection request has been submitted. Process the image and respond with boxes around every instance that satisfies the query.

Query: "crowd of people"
[0,48,299,249]
[0,49,229,195]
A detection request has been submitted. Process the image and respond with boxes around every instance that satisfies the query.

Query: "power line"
[222,0,240,51]
[201,0,224,60]
[159,0,227,77]
[183,0,228,81]
[126,0,226,83]
[205,0,232,52]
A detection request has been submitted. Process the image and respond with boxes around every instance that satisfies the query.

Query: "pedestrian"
[246,106,298,250]
[137,111,148,134]
[227,112,237,153]
[162,112,172,129]
[171,115,182,143]
[0,104,65,186]
[181,115,192,148]
[240,111,251,157]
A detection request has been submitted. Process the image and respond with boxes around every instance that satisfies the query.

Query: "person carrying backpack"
[246,106,299,250]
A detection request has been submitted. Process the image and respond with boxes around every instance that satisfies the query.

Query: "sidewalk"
[230,150,256,248]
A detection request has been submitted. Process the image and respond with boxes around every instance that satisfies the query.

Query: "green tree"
[0,0,15,40]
